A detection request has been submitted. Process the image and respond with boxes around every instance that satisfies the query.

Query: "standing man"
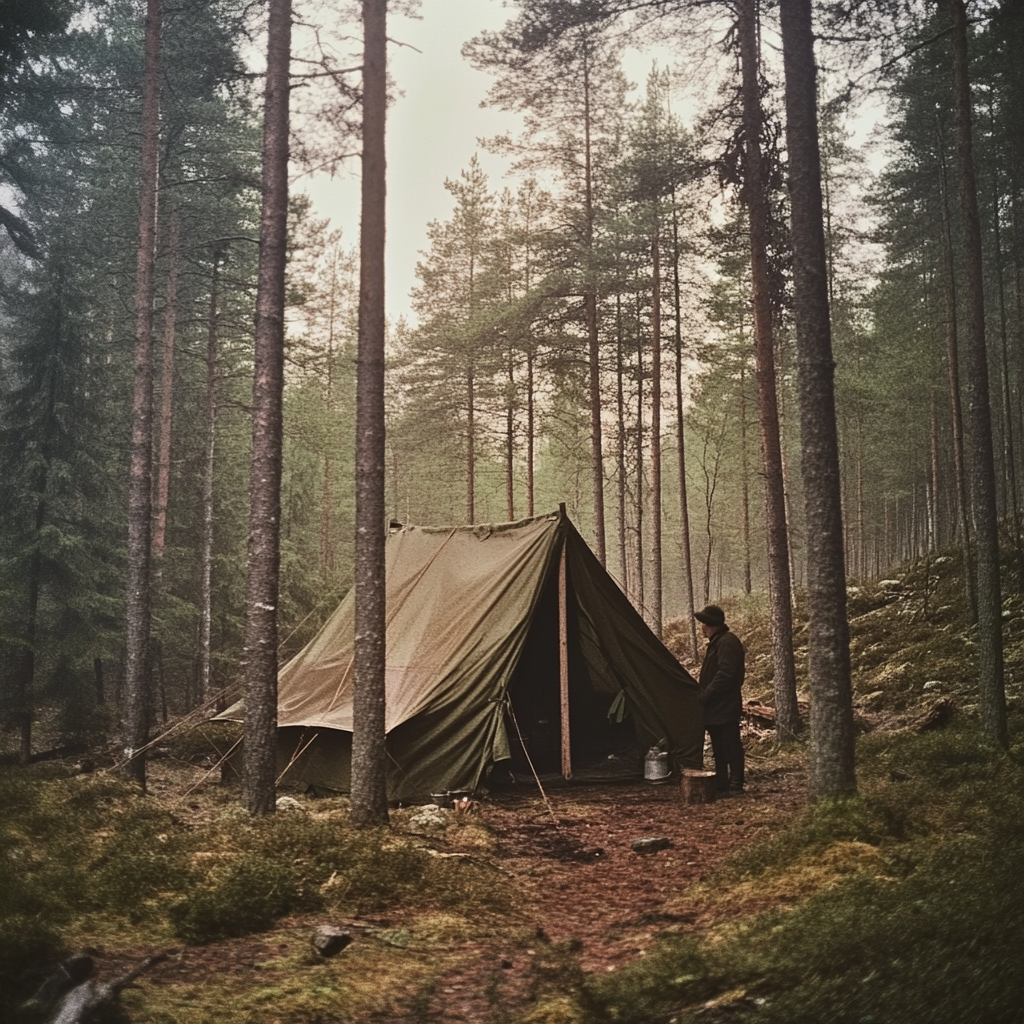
[695,604,746,796]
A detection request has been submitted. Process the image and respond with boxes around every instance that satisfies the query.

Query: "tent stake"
[559,535,572,779]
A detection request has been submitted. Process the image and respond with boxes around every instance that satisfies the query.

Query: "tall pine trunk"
[936,113,976,618]
[616,292,629,588]
[527,343,536,516]
[17,486,45,763]
[581,42,606,564]
[738,0,799,740]
[779,0,856,798]
[634,290,645,612]
[671,208,698,661]
[152,203,179,572]
[649,222,663,636]
[351,0,390,827]
[740,364,752,595]
[123,0,162,790]
[950,0,1007,748]
[199,248,221,706]
[242,0,291,816]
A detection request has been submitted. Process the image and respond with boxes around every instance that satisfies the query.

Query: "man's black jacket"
[698,627,745,726]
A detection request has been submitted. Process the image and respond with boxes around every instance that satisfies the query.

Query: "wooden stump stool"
[681,769,717,804]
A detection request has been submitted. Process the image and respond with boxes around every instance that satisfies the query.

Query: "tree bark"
[671,207,698,662]
[949,0,1007,748]
[506,344,515,521]
[649,222,663,637]
[16,485,45,763]
[738,0,799,740]
[987,104,1022,572]
[467,358,475,524]
[616,291,629,589]
[152,202,179,571]
[199,247,222,706]
[123,0,162,790]
[581,41,606,565]
[778,0,856,798]
[242,0,291,816]
[935,112,976,619]
[351,0,390,827]
[634,290,645,612]
[527,343,536,516]
[740,364,752,595]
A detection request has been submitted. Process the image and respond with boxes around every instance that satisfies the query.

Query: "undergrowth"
[570,724,1024,1024]
[0,769,512,1021]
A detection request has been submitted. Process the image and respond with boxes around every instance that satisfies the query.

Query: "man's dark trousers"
[706,721,744,792]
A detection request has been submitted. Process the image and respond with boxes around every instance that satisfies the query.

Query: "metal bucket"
[644,747,670,782]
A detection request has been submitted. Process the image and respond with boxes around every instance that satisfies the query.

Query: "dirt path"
[396,764,806,1021]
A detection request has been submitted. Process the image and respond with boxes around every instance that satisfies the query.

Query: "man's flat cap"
[695,604,726,627]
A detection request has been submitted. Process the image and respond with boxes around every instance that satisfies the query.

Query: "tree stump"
[681,769,717,804]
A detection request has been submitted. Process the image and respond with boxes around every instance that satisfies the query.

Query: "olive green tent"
[217,509,702,802]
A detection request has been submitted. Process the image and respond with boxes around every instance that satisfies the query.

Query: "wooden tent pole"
[559,531,572,779]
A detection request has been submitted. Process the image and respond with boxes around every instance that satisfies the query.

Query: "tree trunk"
[779,0,856,798]
[634,290,645,612]
[930,392,941,551]
[351,0,390,827]
[527,344,536,516]
[467,359,475,524]
[123,0,162,791]
[321,256,339,574]
[988,113,1023,571]
[242,0,291,816]
[16,487,45,764]
[671,207,698,661]
[506,345,515,521]
[936,112,976,619]
[649,221,663,637]
[738,0,799,740]
[199,248,221,706]
[152,202,179,572]
[740,363,752,595]
[616,292,629,589]
[581,42,606,564]
[949,0,1007,749]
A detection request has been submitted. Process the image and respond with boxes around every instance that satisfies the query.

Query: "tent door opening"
[501,546,640,781]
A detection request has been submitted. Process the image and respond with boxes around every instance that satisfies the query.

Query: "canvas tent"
[217,509,703,802]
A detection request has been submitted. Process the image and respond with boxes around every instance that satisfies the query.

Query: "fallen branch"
[43,953,169,1024]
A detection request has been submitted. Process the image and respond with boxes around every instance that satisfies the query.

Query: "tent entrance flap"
[502,549,641,779]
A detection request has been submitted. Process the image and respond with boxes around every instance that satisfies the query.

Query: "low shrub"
[169,854,301,944]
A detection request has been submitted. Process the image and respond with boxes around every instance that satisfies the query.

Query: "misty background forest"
[1,0,1021,771]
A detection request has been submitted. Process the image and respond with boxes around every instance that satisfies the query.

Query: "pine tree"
[350,0,390,827]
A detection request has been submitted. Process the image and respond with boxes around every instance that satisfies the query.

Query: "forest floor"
[8,551,1024,1023]
[375,767,808,1022]
[88,753,808,1024]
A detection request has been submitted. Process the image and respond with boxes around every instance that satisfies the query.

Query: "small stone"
[276,796,305,812]
[923,680,944,690]
[312,925,353,958]
[631,836,672,855]
[408,805,452,830]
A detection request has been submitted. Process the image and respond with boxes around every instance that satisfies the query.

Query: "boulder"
[312,925,353,958]
[631,836,672,855]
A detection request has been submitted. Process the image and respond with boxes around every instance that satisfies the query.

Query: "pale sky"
[301,0,519,322]
[298,1,690,324]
